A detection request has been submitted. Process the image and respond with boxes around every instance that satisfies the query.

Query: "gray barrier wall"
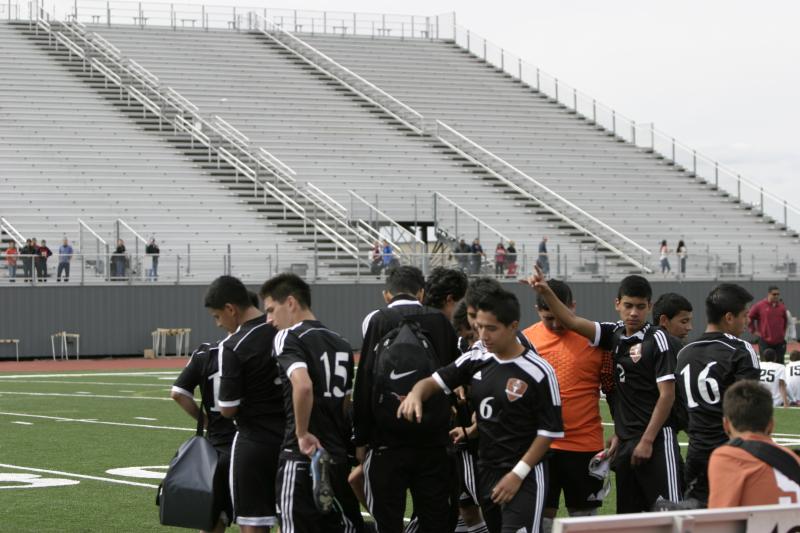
[1,280,798,359]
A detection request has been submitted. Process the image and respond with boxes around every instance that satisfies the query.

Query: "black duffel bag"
[157,397,218,530]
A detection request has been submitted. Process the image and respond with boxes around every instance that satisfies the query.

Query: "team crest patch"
[629,343,643,363]
[505,378,528,401]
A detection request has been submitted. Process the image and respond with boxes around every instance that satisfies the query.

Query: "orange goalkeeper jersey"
[523,322,612,452]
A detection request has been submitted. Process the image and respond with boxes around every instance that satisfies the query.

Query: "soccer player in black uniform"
[675,283,760,506]
[528,269,682,513]
[259,273,364,533]
[399,289,563,533]
[653,293,694,343]
[207,276,284,533]
[353,265,460,533]
[171,339,237,533]
[465,277,535,352]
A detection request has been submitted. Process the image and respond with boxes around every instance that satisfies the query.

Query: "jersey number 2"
[320,352,349,398]
[680,362,721,408]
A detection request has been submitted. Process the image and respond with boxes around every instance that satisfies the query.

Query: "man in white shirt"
[759,348,788,407]
[784,351,800,405]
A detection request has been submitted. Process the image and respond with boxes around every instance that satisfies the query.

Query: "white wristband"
[511,460,531,479]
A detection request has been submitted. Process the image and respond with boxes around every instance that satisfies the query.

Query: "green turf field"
[2,369,800,531]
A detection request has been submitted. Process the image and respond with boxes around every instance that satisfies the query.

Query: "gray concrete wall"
[1,280,798,359]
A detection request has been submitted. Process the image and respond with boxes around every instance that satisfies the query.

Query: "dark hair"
[761,348,777,363]
[705,283,753,324]
[424,267,468,310]
[536,279,572,311]
[452,300,471,332]
[617,275,652,301]
[790,350,800,363]
[768,285,780,293]
[723,380,773,433]
[653,293,693,322]
[678,240,686,249]
[661,240,667,247]
[204,275,252,310]
[465,277,503,309]
[248,291,260,309]
[259,273,311,309]
[385,265,425,298]
[476,290,520,326]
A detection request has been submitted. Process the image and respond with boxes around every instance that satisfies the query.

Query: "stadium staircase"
[293,31,800,277]
[83,23,641,277]
[0,19,384,281]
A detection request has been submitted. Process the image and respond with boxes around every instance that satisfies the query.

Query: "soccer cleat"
[310,448,334,514]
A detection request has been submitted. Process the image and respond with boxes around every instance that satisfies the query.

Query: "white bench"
[0,339,20,362]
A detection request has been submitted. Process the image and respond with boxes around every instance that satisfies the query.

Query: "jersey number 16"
[680,362,721,408]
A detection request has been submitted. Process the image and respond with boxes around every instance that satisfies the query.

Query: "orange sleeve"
[600,351,615,395]
[708,450,746,508]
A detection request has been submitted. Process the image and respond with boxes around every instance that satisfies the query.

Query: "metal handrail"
[250,12,425,134]
[306,183,347,219]
[116,219,148,246]
[78,218,107,245]
[348,190,423,245]
[258,147,297,177]
[435,131,652,273]
[435,121,651,257]
[0,217,26,245]
[433,192,511,244]
[315,219,360,258]
[213,115,250,146]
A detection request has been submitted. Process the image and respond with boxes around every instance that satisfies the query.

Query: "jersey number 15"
[320,352,349,398]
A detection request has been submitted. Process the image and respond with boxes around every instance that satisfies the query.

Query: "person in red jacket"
[5,242,19,282]
[749,286,788,361]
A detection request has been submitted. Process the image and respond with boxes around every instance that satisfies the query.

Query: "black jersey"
[354,297,460,448]
[593,321,675,441]
[675,332,760,454]
[172,341,237,447]
[434,348,564,469]
[218,316,284,440]
[273,320,355,459]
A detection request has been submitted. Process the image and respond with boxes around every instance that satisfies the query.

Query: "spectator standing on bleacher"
[677,240,688,278]
[112,239,126,281]
[20,239,34,282]
[146,237,160,282]
[37,239,52,282]
[470,238,484,275]
[506,240,518,277]
[537,236,550,277]
[57,238,73,282]
[494,242,506,276]
[381,239,396,270]
[748,286,788,360]
[659,240,671,276]
[5,242,18,282]
[456,238,471,272]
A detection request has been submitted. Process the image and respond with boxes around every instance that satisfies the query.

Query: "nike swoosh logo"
[389,369,417,380]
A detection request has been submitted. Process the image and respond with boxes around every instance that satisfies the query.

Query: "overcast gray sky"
[50,0,800,204]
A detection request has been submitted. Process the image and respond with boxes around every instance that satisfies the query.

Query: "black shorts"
[611,427,683,513]
[213,444,233,526]
[276,452,364,533]
[478,463,546,533]
[684,448,710,506]
[544,449,604,510]
[230,432,281,527]
[456,447,480,508]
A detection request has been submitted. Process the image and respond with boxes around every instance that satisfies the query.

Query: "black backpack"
[371,308,450,436]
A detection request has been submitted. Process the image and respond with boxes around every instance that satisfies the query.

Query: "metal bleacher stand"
[50,331,79,360]
[0,339,21,362]
[554,502,800,533]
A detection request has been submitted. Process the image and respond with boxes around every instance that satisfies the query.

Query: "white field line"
[134,417,158,421]
[0,463,159,489]
[0,371,179,379]
[0,391,171,401]
[11,421,33,425]
[0,411,193,431]
[1,380,170,387]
